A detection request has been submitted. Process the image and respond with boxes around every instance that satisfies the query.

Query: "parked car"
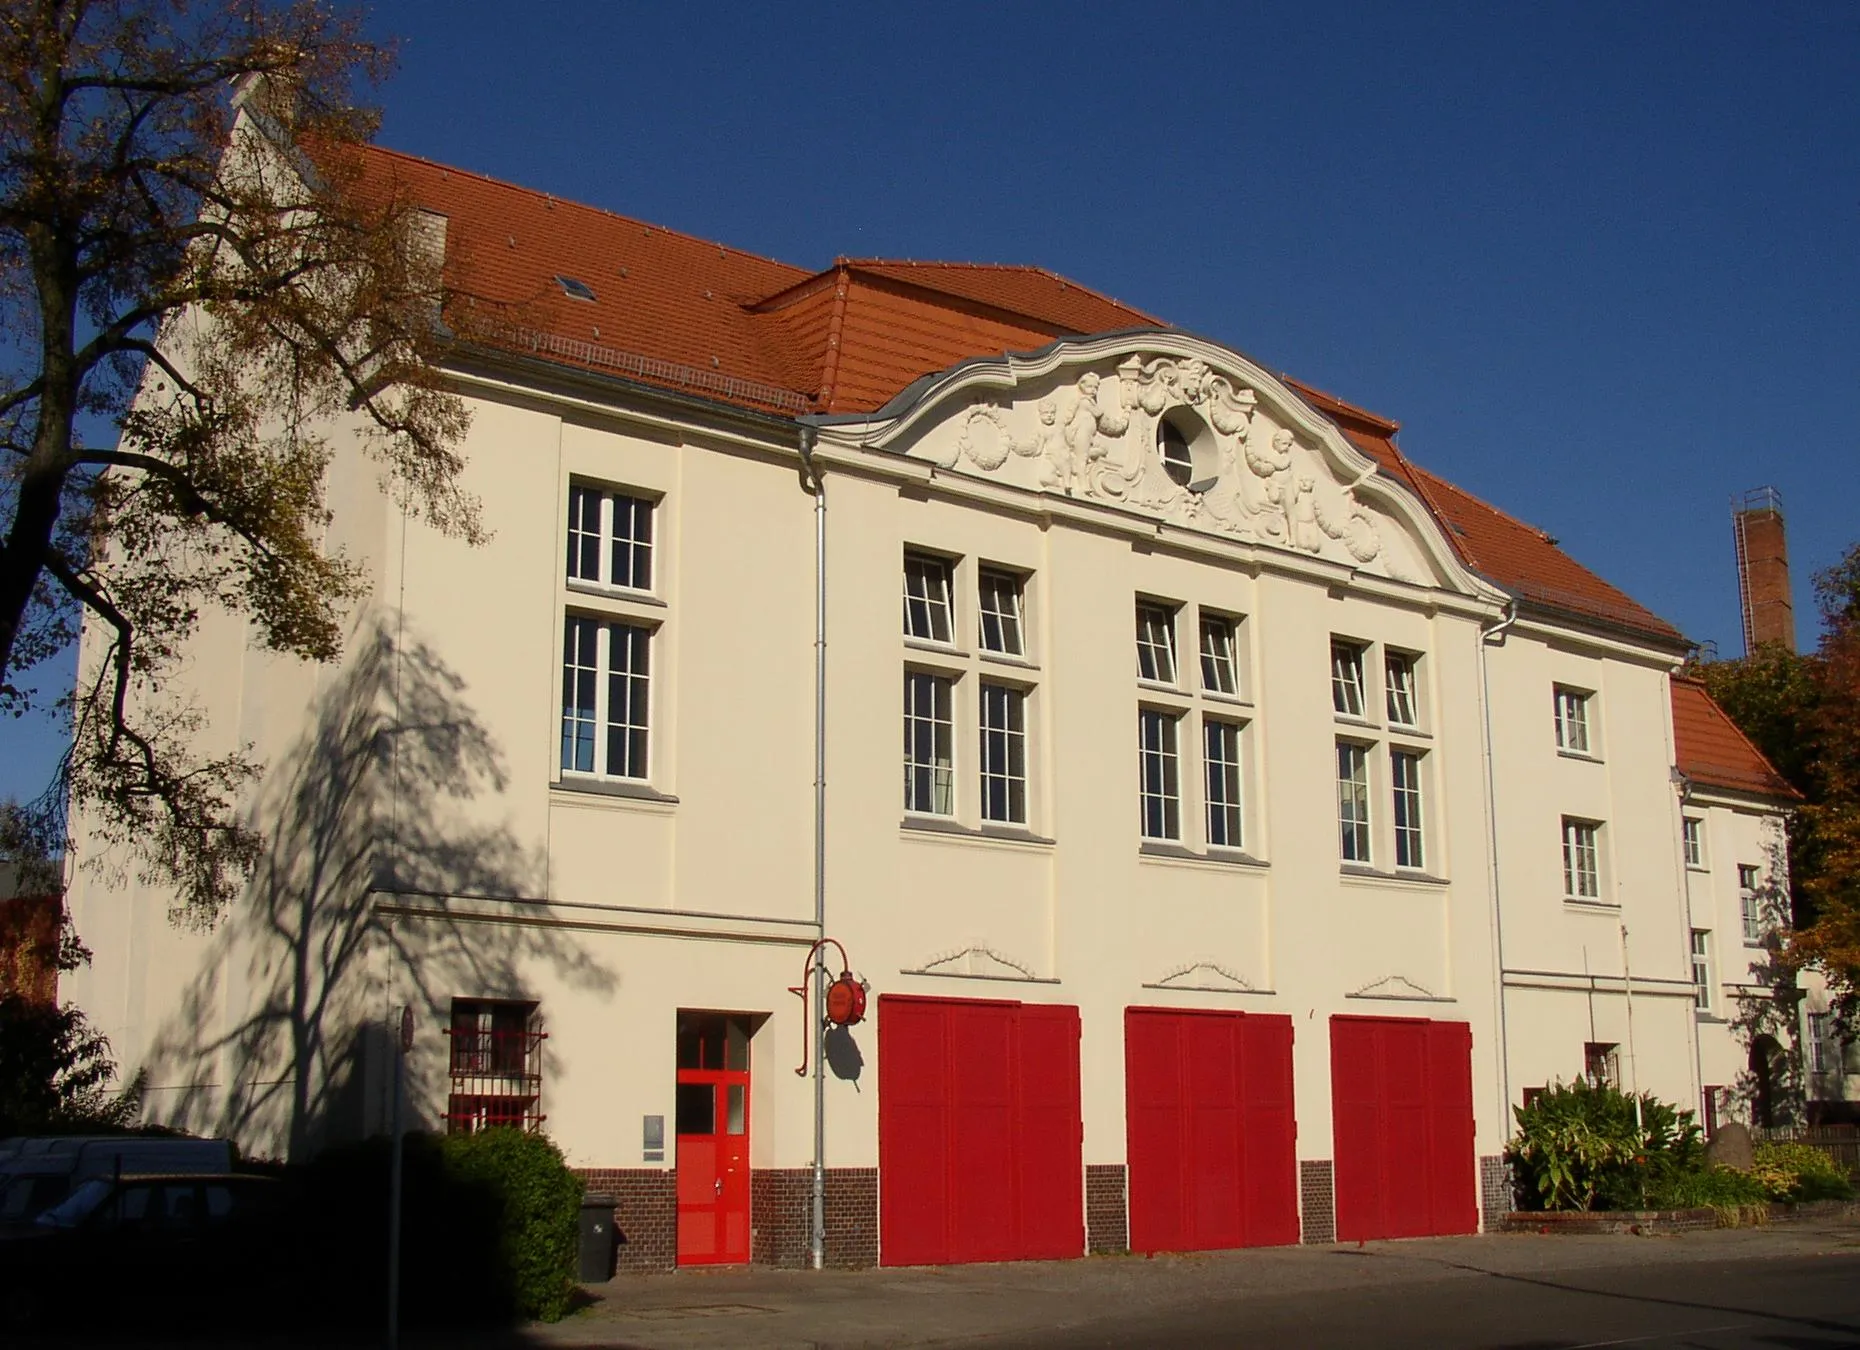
[0,1136,233,1226]
[0,1173,293,1330]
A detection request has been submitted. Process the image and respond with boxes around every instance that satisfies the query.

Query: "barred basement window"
[445,999,545,1133]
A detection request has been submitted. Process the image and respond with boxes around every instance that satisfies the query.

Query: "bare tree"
[0,1,479,924]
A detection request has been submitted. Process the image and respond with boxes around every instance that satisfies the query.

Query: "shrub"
[1751,1141,1856,1203]
[1507,1082,1703,1212]
[1647,1164,1769,1211]
[299,1128,583,1325]
[441,1128,584,1323]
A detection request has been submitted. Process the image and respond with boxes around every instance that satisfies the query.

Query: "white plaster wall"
[67,348,1770,1204]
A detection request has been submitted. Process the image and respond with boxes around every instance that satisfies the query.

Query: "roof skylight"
[555,275,596,302]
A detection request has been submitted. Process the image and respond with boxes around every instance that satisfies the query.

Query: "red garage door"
[1330,1016,1476,1241]
[878,994,1083,1266]
[1125,1008,1298,1253]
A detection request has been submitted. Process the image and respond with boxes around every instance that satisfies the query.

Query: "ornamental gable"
[840,339,1473,591]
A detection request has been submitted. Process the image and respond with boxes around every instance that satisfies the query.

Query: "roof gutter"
[444,339,806,441]
[1478,598,1520,1145]
[795,424,830,1273]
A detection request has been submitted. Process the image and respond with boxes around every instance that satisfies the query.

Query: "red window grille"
[444,999,546,1133]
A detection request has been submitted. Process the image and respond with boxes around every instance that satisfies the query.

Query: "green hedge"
[441,1128,584,1321]
[300,1128,583,1325]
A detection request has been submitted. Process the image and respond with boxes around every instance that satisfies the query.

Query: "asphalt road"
[977,1250,1860,1349]
[22,1224,1860,1348]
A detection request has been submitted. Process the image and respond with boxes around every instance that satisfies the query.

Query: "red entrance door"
[675,1012,752,1265]
[1329,1015,1476,1242]
[877,994,1083,1267]
[1124,1007,1299,1253]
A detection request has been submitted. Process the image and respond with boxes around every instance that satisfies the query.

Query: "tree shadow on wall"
[1728,834,1805,1128]
[140,621,615,1159]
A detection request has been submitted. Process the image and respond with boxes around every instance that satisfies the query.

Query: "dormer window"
[1158,421,1193,487]
[555,275,597,302]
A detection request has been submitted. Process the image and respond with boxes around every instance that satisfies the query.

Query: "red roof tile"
[837,260,1160,336]
[354,143,1687,646]
[1672,677,1799,800]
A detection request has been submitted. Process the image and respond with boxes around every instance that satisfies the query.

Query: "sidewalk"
[519,1219,1860,1350]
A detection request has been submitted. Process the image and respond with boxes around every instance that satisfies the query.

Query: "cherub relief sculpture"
[922,353,1385,567]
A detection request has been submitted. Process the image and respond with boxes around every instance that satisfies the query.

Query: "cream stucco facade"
[64,285,1801,1261]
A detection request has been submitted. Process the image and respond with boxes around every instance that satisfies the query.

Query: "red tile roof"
[1671,677,1799,800]
[357,143,1684,646]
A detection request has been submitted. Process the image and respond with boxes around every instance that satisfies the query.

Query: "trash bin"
[578,1193,616,1282]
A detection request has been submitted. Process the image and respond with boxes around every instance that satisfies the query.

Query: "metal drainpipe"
[1478,598,1520,1144]
[796,425,827,1271]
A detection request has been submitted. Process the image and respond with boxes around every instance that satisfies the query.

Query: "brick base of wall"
[1479,1154,1512,1232]
[749,1167,878,1269]
[1085,1164,1127,1253]
[575,1169,676,1272]
[575,1166,878,1272]
[1299,1159,1335,1244]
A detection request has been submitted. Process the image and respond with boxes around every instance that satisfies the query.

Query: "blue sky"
[4,1,1856,801]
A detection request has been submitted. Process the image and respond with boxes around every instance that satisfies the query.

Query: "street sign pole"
[388,1006,412,1350]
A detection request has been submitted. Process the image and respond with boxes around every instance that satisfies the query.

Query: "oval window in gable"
[1159,420,1193,487]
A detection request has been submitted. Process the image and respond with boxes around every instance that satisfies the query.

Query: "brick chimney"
[1733,487,1795,653]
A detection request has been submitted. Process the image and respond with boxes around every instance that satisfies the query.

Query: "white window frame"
[1337,740,1372,864]
[978,681,1028,825]
[1138,707,1182,841]
[903,551,956,645]
[904,668,956,816]
[1682,817,1705,870]
[559,615,652,782]
[1158,420,1194,487]
[901,548,1042,834]
[1738,864,1764,945]
[1562,817,1602,901]
[565,482,656,593]
[1391,748,1426,871]
[977,567,1027,658]
[1384,650,1421,729]
[1553,685,1594,756]
[1199,614,1240,698]
[1137,602,1179,685]
[1134,598,1255,858]
[1331,640,1367,719]
[1690,929,1714,1013]
[1809,1012,1831,1075]
[1203,715,1245,849]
